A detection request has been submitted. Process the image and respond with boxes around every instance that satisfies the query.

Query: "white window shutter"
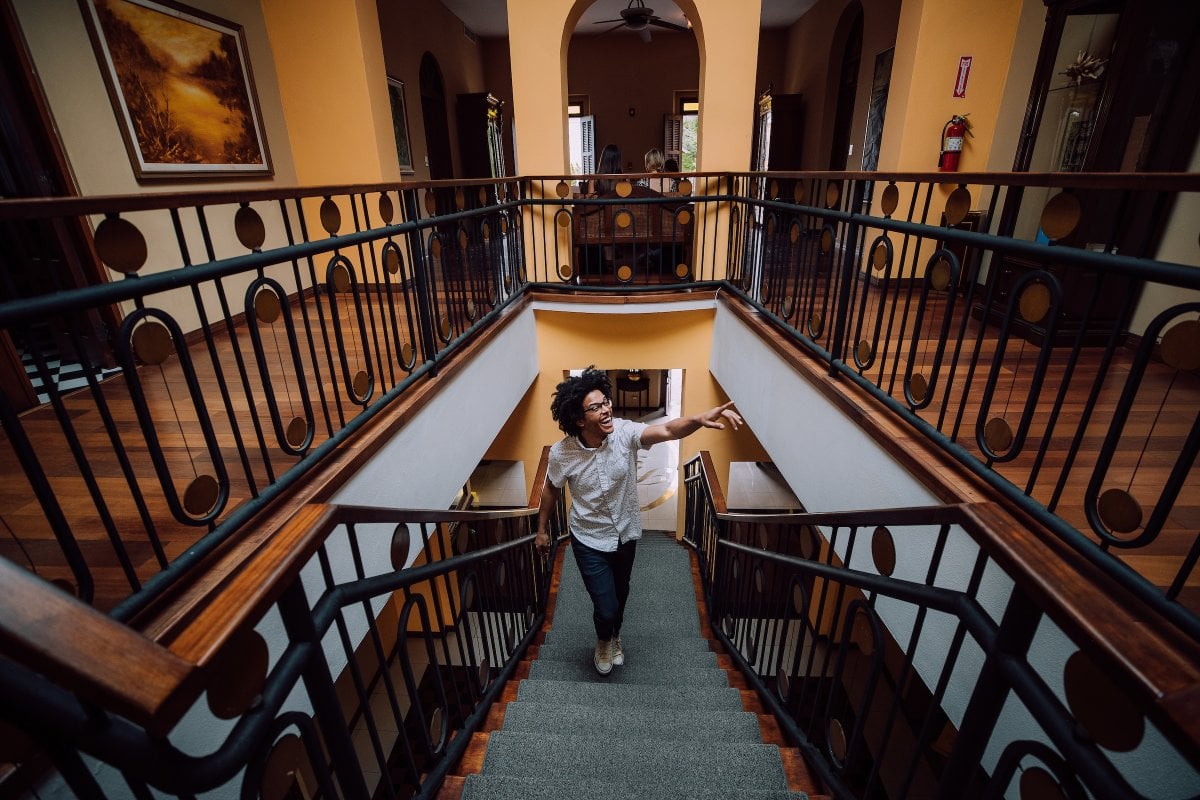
[664,115,682,164]
[580,115,596,173]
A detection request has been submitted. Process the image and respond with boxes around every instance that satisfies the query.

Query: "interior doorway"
[419,52,454,180]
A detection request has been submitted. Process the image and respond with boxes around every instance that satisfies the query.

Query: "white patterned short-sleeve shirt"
[547,418,648,552]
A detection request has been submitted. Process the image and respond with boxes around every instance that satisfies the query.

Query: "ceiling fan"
[593,0,689,42]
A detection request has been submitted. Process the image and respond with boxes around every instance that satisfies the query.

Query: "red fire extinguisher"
[938,114,972,171]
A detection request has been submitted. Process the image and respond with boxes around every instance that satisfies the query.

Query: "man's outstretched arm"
[640,401,743,447]
[535,480,562,556]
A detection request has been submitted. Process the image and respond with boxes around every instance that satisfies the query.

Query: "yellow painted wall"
[877,0,1024,174]
[262,0,394,185]
[483,308,770,513]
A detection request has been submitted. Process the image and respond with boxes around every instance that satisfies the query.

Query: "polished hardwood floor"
[0,284,1195,616]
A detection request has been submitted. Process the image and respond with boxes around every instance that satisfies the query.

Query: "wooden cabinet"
[752,91,804,171]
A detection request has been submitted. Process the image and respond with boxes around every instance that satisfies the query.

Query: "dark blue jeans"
[571,537,638,640]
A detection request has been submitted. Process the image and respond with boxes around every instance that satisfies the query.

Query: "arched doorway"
[827,4,863,170]
[419,52,454,180]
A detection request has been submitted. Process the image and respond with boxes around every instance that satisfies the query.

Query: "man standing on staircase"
[535,367,742,675]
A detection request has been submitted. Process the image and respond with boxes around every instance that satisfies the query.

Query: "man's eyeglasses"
[584,397,613,415]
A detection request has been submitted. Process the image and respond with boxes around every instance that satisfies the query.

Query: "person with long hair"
[592,143,622,195]
[535,367,742,675]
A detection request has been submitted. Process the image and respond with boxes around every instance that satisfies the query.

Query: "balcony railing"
[0,171,1196,641]
[682,452,1200,800]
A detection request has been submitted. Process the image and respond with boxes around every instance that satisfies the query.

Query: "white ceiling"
[436,0,818,39]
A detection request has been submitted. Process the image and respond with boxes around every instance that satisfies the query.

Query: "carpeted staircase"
[443,532,824,799]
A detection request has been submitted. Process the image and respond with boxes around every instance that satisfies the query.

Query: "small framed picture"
[387,77,415,174]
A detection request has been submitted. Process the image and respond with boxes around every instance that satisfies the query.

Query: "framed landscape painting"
[79,0,272,180]
[387,77,415,174]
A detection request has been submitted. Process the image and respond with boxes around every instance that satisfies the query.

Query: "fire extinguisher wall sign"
[939,114,972,172]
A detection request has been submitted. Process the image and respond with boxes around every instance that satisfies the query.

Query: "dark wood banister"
[691,449,1200,764]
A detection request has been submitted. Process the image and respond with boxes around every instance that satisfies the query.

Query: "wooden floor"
[0,285,1196,615]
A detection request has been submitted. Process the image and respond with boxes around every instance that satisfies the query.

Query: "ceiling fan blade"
[597,21,626,35]
[648,17,689,32]
[591,17,625,24]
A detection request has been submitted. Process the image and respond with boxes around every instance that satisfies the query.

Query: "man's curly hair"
[550,366,611,436]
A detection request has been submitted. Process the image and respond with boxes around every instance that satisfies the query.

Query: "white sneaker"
[593,638,613,675]
[611,635,624,667]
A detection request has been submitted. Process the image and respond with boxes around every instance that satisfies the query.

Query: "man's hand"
[698,401,743,431]
[535,530,551,557]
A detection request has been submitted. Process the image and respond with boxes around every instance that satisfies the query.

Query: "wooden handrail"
[0,558,197,736]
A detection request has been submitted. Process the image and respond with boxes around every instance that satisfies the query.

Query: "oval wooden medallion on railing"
[390,523,411,570]
[910,373,929,404]
[615,210,633,229]
[1020,766,1066,800]
[556,210,571,228]
[615,179,633,198]
[319,198,340,235]
[94,216,148,274]
[423,190,437,216]
[132,320,173,365]
[1019,282,1052,323]
[352,370,369,399]
[872,241,888,272]
[206,627,269,719]
[782,297,795,318]
[439,316,452,340]
[766,216,776,237]
[745,632,757,662]
[183,474,220,518]
[1040,191,1081,240]
[330,262,351,293]
[477,656,491,691]
[558,263,574,281]
[754,566,765,594]
[674,263,690,279]
[722,613,735,637]
[777,669,790,700]
[430,237,443,259]
[385,247,401,275]
[235,205,267,251]
[819,228,833,254]
[944,186,972,226]
[792,584,806,616]
[984,417,1014,452]
[466,299,477,320]
[400,341,415,367]
[880,183,899,216]
[378,192,394,224]
[454,188,465,211]
[617,265,634,282]
[871,526,896,576]
[793,183,807,205]
[825,182,841,209]
[262,733,308,800]
[677,208,692,226]
[857,340,873,363]
[254,288,282,324]
[496,561,507,588]
[555,180,570,199]
[930,258,952,291]
[458,229,468,249]
[828,718,848,761]
[768,179,779,199]
[285,417,308,450]
[1098,487,1142,534]
[1064,650,1144,751]
[429,706,447,752]
[809,310,824,336]
[1160,319,1200,370]
[678,178,692,196]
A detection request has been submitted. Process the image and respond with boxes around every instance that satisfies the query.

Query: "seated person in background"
[637,147,670,194]
[663,157,680,193]
[581,143,623,196]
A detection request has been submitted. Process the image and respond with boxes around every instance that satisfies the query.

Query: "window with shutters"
[567,95,593,175]
[670,92,699,171]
